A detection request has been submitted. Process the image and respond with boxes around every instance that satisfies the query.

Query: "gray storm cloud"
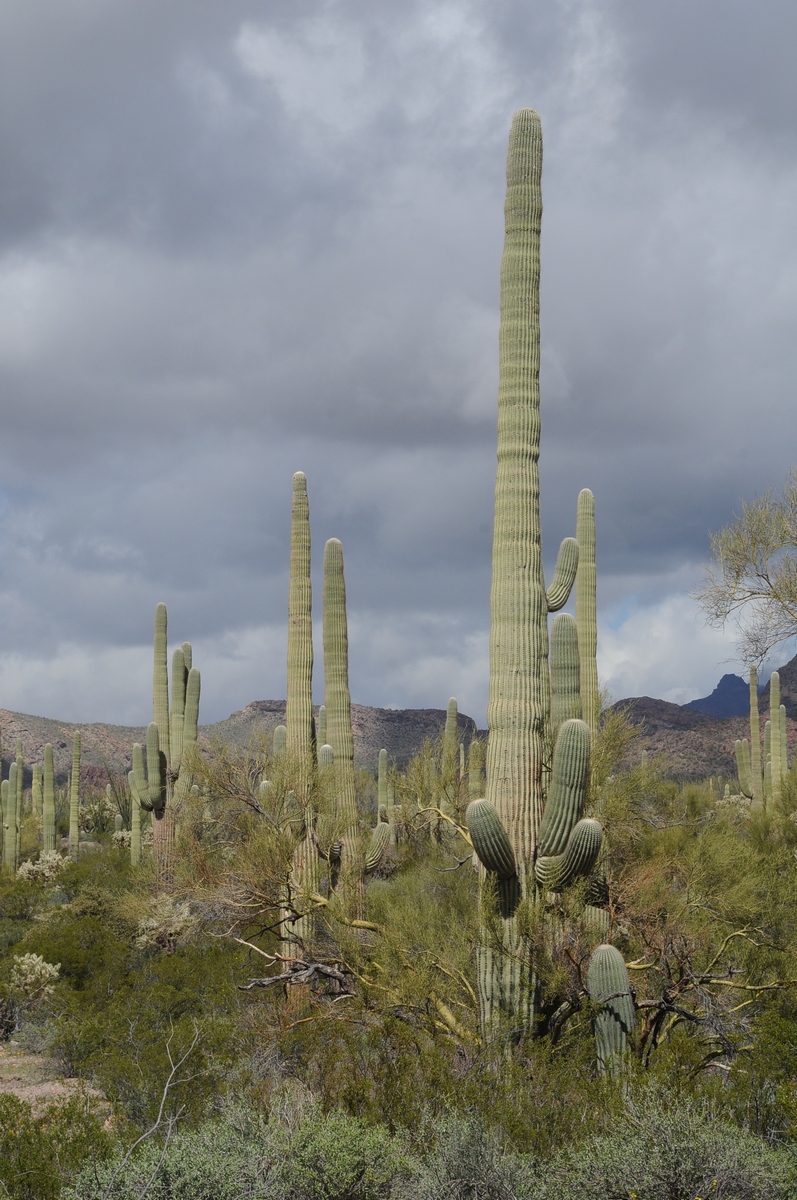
[0,0,795,724]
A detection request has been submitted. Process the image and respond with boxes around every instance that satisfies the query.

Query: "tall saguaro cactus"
[471,110,602,1037]
[68,734,81,861]
[280,473,319,944]
[576,488,599,740]
[770,671,782,805]
[749,666,762,806]
[286,471,315,767]
[43,745,56,854]
[323,537,362,912]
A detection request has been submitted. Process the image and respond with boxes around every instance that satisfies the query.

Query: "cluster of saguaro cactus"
[736,665,791,808]
[127,602,201,879]
[463,110,631,1070]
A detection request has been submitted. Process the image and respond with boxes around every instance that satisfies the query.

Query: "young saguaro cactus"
[471,110,600,1037]
[587,943,635,1075]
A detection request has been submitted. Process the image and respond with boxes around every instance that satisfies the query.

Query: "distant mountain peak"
[684,673,749,719]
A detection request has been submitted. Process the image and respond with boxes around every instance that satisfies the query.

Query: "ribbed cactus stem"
[749,666,762,805]
[770,672,782,804]
[318,743,333,771]
[7,765,18,869]
[15,741,23,819]
[323,539,358,838]
[576,488,599,739]
[378,749,388,814]
[68,734,81,861]
[286,471,314,767]
[468,739,484,800]
[487,109,547,871]
[273,725,287,757]
[781,703,789,778]
[32,764,42,819]
[546,537,579,611]
[538,719,590,856]
[170,647,187,773]
[735,739,753,800]
[442,698,458,774]
[1,778,11,870]
[43,745,55,854]
[153,603,171,767]
[587,943,635,1076]
[129,768,142,867]
[550,613,582,732]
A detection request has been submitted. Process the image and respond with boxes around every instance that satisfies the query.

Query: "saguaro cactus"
[281,471,318,945]
[42,745,56,854]
[68,734,81,861]
[131,603,201,879]
[735,738,753,800]
[550,614,581,732]
[587,943,635,1075]
[749,665,762,806]
[32,765,42,819]
[576,488,599,740]
[473,110,599,1037]
[323,537,361,910]
[770,672,782,804]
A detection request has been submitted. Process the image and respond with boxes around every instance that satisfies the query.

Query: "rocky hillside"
[615,651,797,780]
[0,701,479,785]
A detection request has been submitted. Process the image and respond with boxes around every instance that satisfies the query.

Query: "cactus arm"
[576,488,599,739]
[146,723,166,814]
[550,614,582,732]
[537,718,590,857]
[534,817,602,890]
[546,537,579,611]
[273,725,287,757]
[364,822,391,874]
[466,798,517,879]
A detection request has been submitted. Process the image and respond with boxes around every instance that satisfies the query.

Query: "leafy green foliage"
[0,1093,111,1200]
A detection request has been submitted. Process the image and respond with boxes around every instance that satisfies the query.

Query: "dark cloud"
[0,1,794,724]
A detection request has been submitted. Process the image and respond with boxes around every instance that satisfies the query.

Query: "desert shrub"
[532,1084,797,1200]
[402,1111,530,1200]
[0,1092,111,1200]
[276,1106,410,1200]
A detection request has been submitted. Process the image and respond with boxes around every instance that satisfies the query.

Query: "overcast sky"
[0,0,795,726]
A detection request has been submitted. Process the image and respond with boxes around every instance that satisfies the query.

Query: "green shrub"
[278,1107,410,1199]
[0,1092,111,1200]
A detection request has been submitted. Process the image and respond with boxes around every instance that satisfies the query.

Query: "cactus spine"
[770,672,782,804]
[576,488,599,739]
[42,745,55,854]
[323,537,361,911]
[749,666,762,805]
[68,734,81,861]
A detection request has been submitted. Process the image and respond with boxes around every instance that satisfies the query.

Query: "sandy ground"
[0,1041,103,1113]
